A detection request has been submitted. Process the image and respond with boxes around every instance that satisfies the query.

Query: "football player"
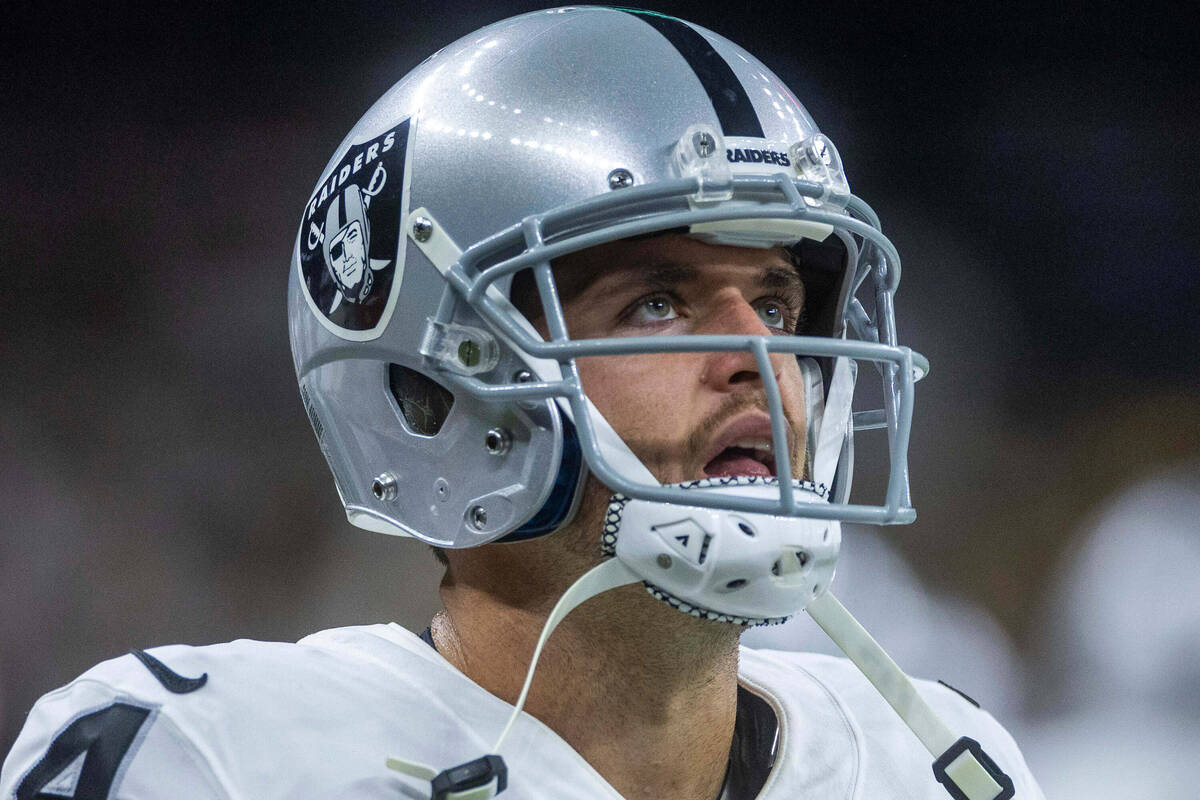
[1,8,1042,799]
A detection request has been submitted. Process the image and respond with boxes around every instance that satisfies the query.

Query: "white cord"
[492,558,642,752]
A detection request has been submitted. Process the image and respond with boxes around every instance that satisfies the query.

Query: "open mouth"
[702,441,776,479]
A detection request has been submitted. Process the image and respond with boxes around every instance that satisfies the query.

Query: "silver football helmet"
[288,6,928,623]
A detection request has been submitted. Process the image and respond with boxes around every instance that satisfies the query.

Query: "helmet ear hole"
[389,364,455,436]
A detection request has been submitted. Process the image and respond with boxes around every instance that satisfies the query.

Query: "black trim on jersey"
[16,703,152,800]
[937,679,981,709]
[130,649,208,694]
[620,10,765,138]
[420,626,437,650]
[725,686,778,799]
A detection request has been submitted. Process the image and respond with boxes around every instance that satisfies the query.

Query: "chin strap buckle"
[932,737,1014,800]
[386,754,508,800]
[430,755,508,800]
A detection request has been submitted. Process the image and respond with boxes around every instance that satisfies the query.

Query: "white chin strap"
[806,592,1015,800]
[811,356,855,489]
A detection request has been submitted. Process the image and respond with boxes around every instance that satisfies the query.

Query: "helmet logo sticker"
[298,120,410,336]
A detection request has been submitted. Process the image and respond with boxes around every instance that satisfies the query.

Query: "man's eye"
[629,295,679,324]
[754,298,788,330]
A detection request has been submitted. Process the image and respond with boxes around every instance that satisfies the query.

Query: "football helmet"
[288,6,927,622]
[292,11,1018,799]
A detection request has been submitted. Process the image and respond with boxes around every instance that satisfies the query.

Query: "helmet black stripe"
[619,9,765,138]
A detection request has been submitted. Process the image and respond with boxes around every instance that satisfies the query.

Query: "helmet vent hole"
[389,364,454,436]
[771,550,810,580]
[737,522,755,537]
[722,578,747,592]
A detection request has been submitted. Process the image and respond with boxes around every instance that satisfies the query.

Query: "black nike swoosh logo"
[130,649,208,694]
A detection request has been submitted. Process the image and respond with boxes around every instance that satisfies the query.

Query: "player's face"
[328,221,366,290]
[553,234,808,484]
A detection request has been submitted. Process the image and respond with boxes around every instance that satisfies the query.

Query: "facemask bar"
[415,172,928,526]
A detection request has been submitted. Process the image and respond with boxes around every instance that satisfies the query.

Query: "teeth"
[734,439,773,454]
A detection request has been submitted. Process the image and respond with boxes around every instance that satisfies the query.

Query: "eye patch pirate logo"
[299,120,410,335]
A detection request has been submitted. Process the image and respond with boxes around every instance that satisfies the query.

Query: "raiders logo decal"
[721,136,797,177]
[298,120,410,338]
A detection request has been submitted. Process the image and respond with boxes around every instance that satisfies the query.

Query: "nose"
[697,292,785,391]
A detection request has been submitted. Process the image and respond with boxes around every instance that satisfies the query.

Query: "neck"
[433,494,741,800]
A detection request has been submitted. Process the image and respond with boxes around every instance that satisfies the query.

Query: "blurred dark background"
[3,0,1198,783]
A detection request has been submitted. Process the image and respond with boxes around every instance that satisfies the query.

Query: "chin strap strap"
[386,558,642,799]
[811,356,855,489]
[806,591,1015,800]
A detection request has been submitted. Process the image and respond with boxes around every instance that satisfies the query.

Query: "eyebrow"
[632,261,804,295]
[637,262,700,287]
[759,265,804,292]
[562,261,698,303]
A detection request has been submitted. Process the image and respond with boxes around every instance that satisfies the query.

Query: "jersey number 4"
[17,703,151,800]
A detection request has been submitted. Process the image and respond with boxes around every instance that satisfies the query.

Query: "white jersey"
[1,623,1042,799]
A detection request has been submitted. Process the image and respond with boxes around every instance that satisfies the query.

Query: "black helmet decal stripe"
[620,9,765,138]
